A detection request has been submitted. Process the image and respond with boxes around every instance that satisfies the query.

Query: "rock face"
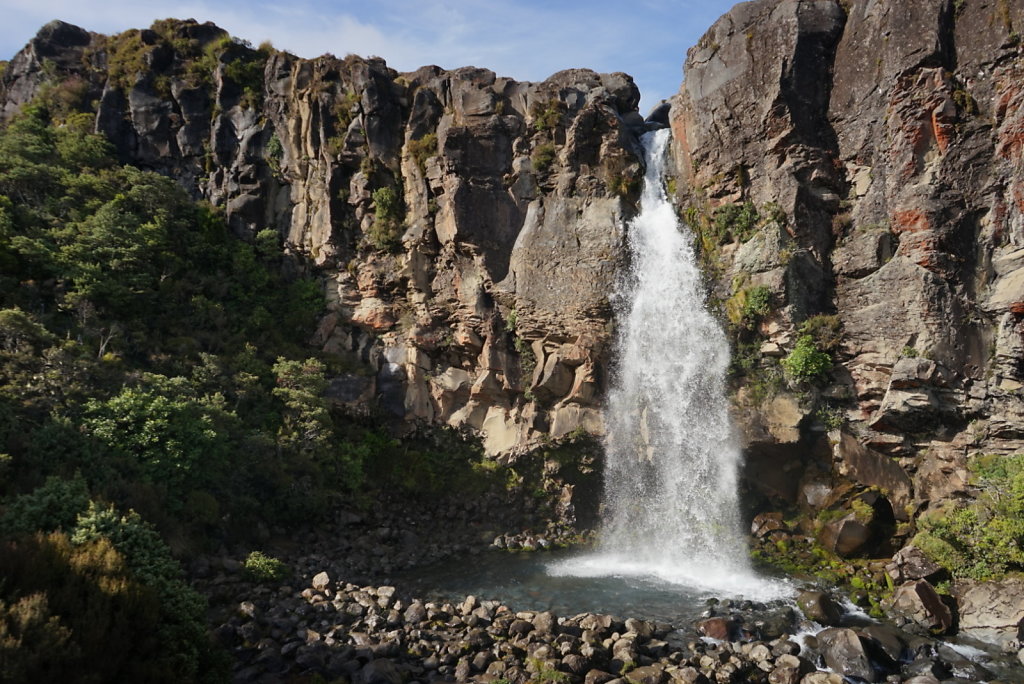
[671,0,1024,559]
[0,19,646,457]
[954,577,1024,650]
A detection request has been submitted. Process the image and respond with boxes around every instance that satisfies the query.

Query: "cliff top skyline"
[0,0,739,111]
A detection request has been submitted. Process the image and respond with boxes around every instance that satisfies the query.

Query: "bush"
[799,314,842,352]
[70,503,217,679]
[407,132,437,173]
[532,144,556,173]
[1,474,89,536]
[740,285,772,329]
[264,133,283,171]
[243,551,288,582]
[0,530,215,683]
[781,335,831,381]
[914,454,1024,580]
[530,100,564,132]
[366,186,403,251]
[712,202,759,242]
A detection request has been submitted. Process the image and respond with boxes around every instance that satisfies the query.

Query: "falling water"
[551,129,779,598]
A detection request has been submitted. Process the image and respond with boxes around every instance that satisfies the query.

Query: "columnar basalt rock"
[670,0,1024,565]
[0,18,645,456]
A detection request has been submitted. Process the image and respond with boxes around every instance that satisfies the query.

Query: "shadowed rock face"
[0,19,647,456]
[671,0,1024,564]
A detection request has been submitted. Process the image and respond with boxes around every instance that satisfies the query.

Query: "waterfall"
[552,129,777,598]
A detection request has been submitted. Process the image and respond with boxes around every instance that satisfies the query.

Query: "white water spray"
[551,129,781,599]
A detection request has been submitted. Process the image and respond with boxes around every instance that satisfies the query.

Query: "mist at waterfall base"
[549,129,787,602]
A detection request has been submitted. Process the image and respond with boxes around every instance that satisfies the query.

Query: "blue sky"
[1,0,740,111]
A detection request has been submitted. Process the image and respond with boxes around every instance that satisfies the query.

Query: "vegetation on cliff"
[0,102,513,679]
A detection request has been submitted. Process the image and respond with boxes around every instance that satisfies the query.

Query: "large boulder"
[815,628,878,683]
[954,577,1024,652]
[885,580,953,635]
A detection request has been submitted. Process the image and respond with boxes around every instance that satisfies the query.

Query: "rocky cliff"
[670,0,1024,631]
[4,0,1024,630]
[0,18,651,458]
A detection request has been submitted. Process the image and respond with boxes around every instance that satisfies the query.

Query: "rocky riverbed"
[192,496,1024,684]
[206,567,1024,684]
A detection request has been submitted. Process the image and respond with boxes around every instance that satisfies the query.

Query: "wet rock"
[768,654,808,684]
[359,659,403,684]
[796,591,842,626]
[624,663,666,684]
[508,619,535,637]
[857,624,906,664]
[534,611,558,635]
[816,628,877,683]
[697,617,732,640]
[798,674,843,684]
[404,602,427,624]
[751,512,786,538]
[584,669,617,684]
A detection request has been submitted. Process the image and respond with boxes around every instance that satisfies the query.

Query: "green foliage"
[104,29,158,92]
[799,314,842,352]
[743,286,772,321]
[367,185,403,251]
[408,132,438,173]
[514,336,537,382]
[609,173,640,199]
[901,345,920,358]
[243,551,288,583]
[761,201,787,227]
[815,404,846,431]
[713,201,759,242]
[0,528,222,683]
[532,143,557,173]
[0,308,56,353]
[265,133,283,171]
[781,335,832,382]
[81,381,236,511]
[222,49,267,108]
[914,453,1024,580]
[1,475,90,536]
[727,285,772,330]
[332,90,361,133]
[530,99,565,132]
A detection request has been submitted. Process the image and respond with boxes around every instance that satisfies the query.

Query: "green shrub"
[366,186,403,251]
[530,100,564,132]
[1,474,90,535]
[914,453,1024,580]
[741,286,772,326]
[532,144,556,173]
[712,201,759,242]
[265,133,283,171]
[243,551,288,582]
[0,529,221,683]
[799,314,842,352]
[781,335,831,381]
[408,132,438,173]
